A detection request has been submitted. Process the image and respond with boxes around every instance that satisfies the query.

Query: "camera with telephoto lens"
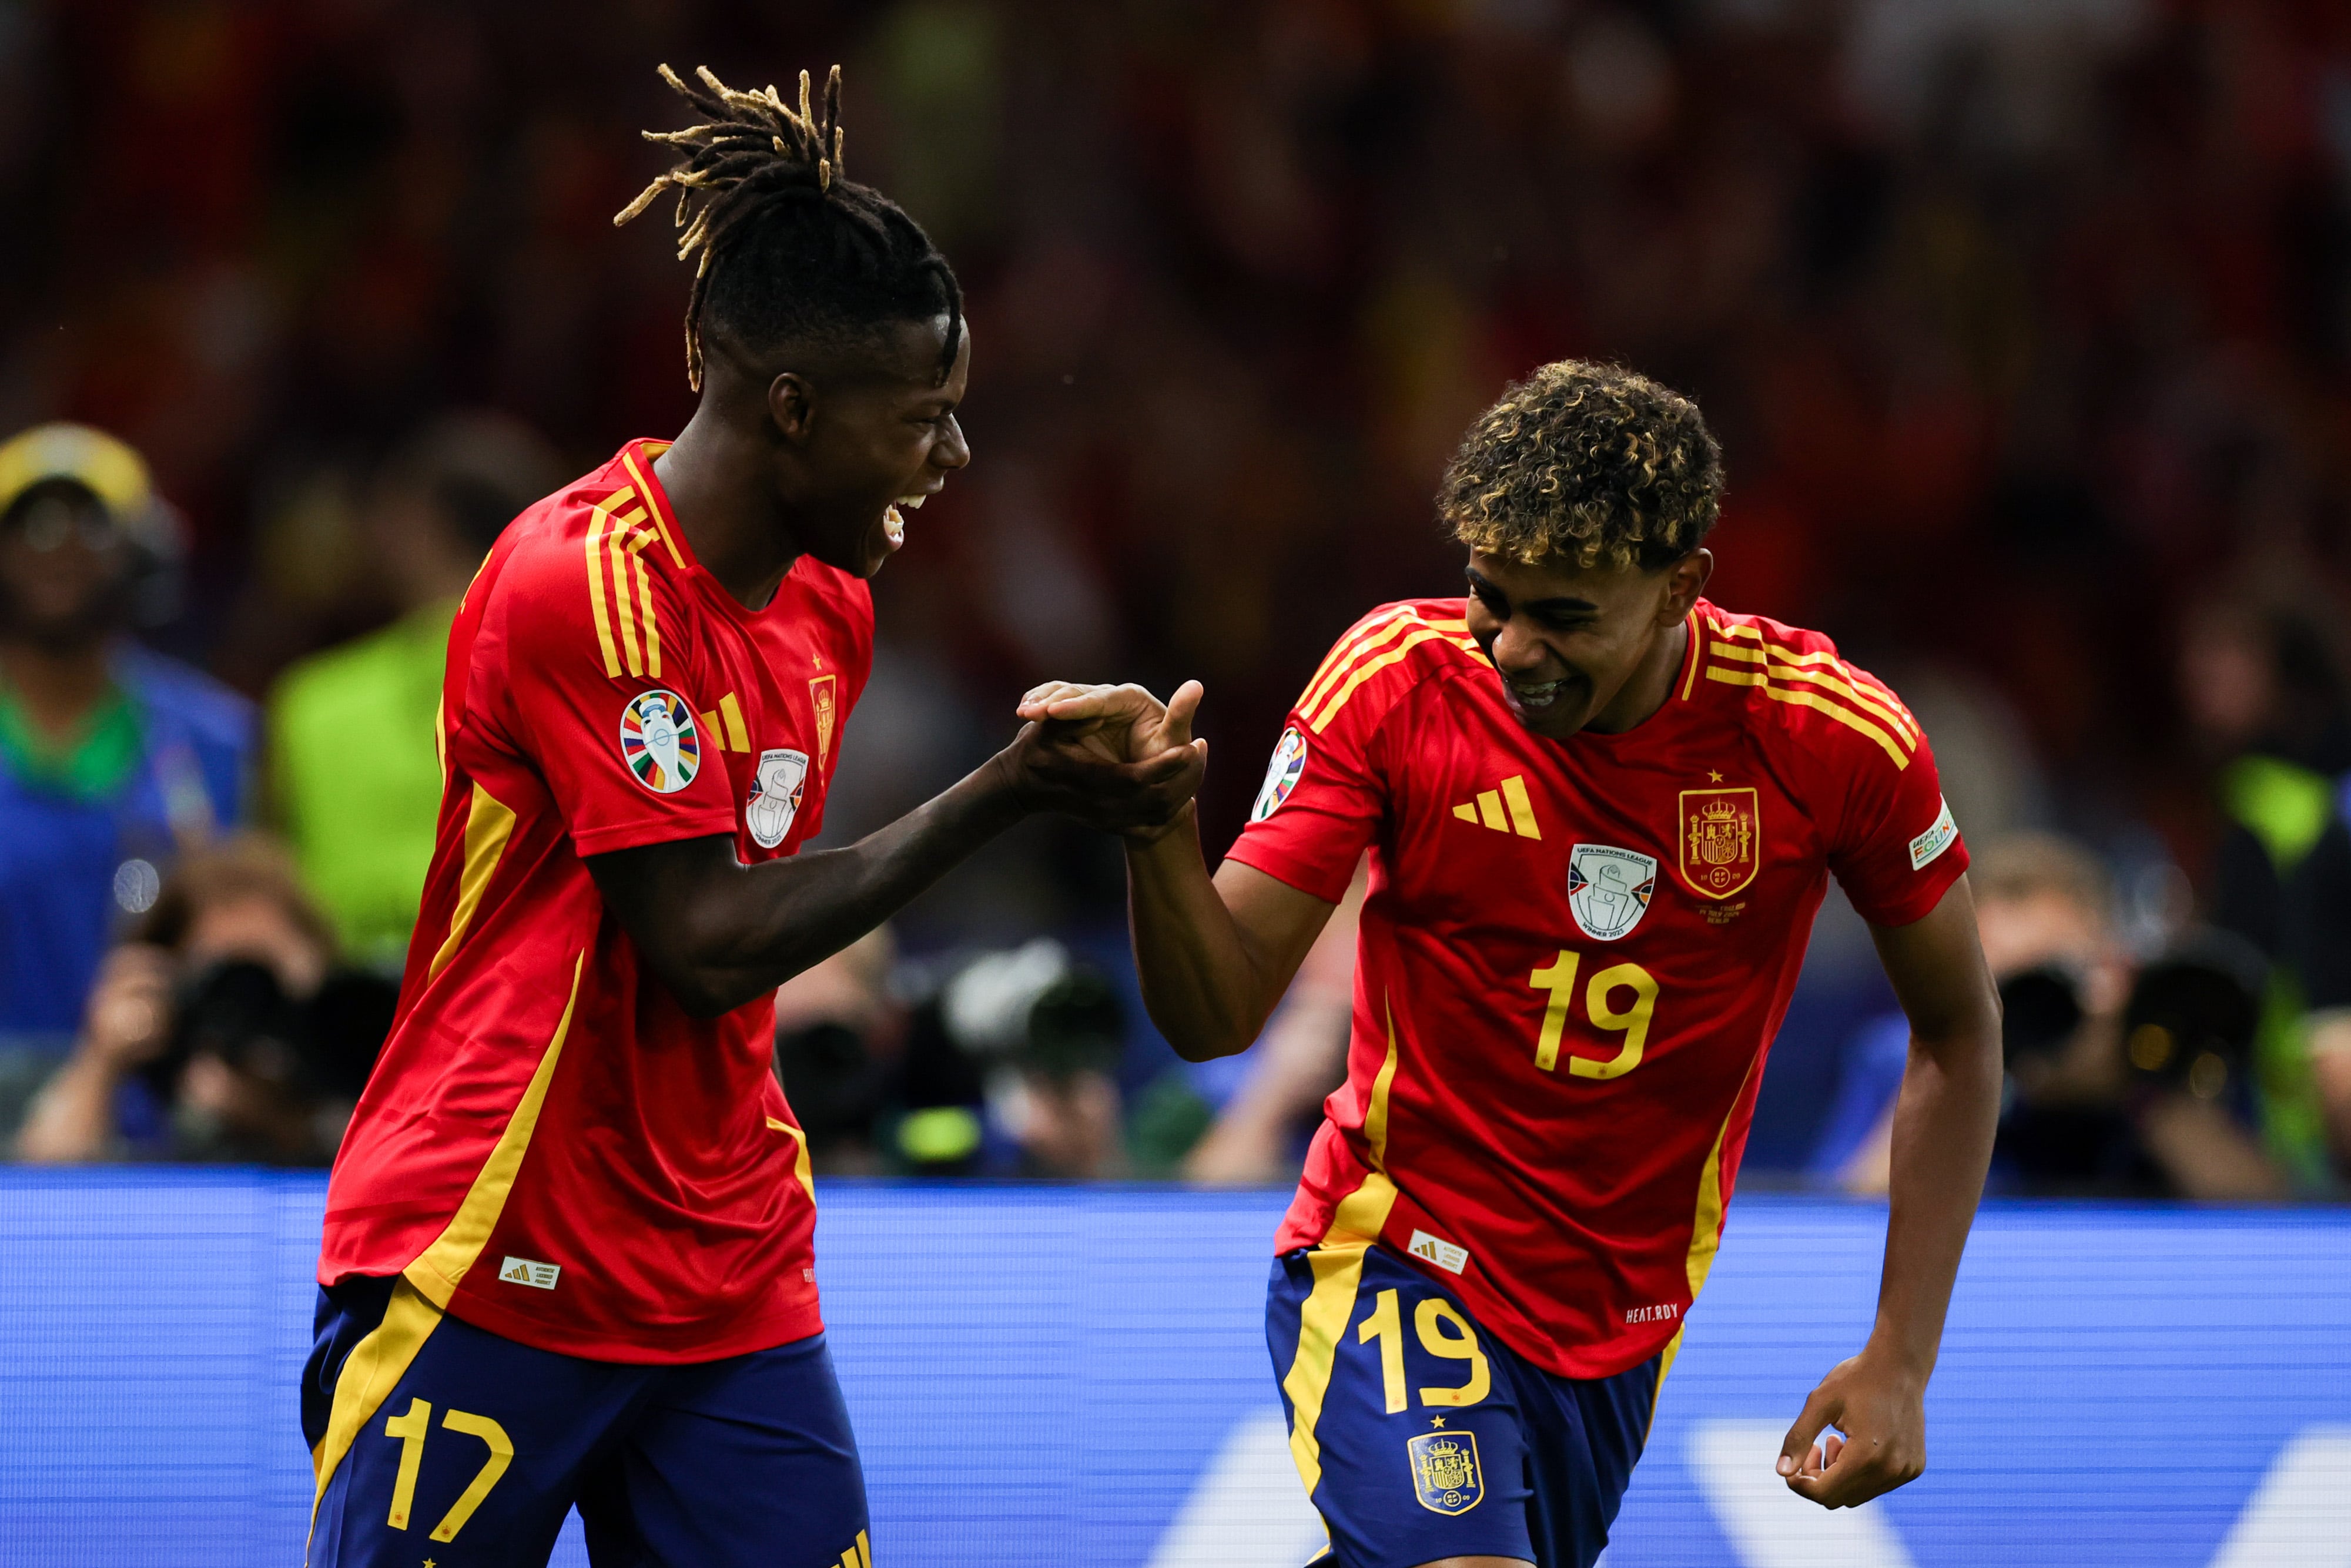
[136,959,396,1105]
[1997,928,2266,1099]
[886,940,1127,1174]
[934,939,1125,1083]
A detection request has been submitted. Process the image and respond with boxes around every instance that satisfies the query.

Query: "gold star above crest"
[1707,770,1723,783]
[1430,1416,1446,1428]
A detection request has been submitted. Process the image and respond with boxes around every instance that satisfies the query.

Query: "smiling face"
[767,315,972,579]
[1462,547,1712,739]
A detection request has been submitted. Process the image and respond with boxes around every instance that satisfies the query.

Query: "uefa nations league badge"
[1566,843,1657,941]
[746,748,811,848]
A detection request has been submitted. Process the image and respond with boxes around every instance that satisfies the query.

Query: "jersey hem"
[438,1286,825,1365]
[1275,1232,1679,1382]
[1221,837,1355,906]
[568,811,741,857]
[1847,838,1971,928]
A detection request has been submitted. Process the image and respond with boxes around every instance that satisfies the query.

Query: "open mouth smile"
[881,491,928,549]
[1506,676,1566,711]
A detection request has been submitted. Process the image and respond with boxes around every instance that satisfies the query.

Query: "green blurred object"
[2223,756,2338,872]
[269,599,456,969]
[896,1104,983,1167]
[1125,1069,1214,1179]
[0,679,140,802]
[2221,753,2335,1188]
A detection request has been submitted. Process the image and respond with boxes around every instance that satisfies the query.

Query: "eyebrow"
[1465,568,1598,614]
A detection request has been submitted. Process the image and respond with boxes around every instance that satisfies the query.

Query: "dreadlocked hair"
[1439,361,1722,572]
[615,62,963,391]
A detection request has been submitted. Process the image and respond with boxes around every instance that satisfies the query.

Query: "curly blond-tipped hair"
[1440,361,1722,571]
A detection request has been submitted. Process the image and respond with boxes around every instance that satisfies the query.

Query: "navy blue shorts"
[302,1276,869,1568]
[1267,1245,1660,1568]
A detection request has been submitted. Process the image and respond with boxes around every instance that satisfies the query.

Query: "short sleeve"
[1222,656,1392,907]
[490,550,738,857]
[1826,692,1970,929]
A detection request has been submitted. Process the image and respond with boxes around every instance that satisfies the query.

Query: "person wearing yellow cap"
[0,423,257,1084]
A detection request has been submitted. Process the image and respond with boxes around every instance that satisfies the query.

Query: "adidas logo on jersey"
[498,1255,561,1291]
[1449,775,1542,839]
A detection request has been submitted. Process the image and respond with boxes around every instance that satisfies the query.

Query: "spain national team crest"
[1679,786,1760,899]
[746,748,811,848]
[1566,845,1657,942]
[619,689,701,795]
[809,673,838,768]
[1252,727,1309,822]
[1407,1429,1484,1516]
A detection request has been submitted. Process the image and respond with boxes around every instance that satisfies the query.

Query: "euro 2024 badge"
[746,748,811,849]
[1679,785,1760,899]
[1408,1429,1483,1515]
[1252,726,1308,822]
[619,690,701,794]
[1566,844,1657,942]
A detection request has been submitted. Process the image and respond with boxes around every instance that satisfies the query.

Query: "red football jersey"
[1227,597,1965,1379]
[319,439,870,1363]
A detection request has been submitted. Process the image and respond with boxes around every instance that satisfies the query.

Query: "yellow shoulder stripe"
[624,525,662,681]
[617,447,689,569]
[1298,608,1471,716]
[1708,642,1917,745]
[1307,627,1478,732]
[1704,666,1909,768]
[1300,610,1419,715]
[584,491,632,678]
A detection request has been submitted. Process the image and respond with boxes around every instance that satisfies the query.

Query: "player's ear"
[1662,548,1713,619]
[766,371,819,444]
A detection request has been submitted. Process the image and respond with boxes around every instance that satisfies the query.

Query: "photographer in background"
[1817,834,2285,1200]
[2180,595,2349,1188]
[893,939,1131,1179]
[771,927,902,1177]
[15,835,390,1165]
[0,425,254,1057]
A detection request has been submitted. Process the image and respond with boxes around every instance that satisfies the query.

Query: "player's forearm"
[648,760,1029,1016]
[1870,1020,2000,1377]
[1126,810,1282,1060]
[15,1051,125,1163]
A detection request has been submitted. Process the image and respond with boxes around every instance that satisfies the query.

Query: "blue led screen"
[1,1172,2346,1566]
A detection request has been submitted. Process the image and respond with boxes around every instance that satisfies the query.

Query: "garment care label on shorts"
[1407,1230,1469,1275]
[498,1256,562,1290]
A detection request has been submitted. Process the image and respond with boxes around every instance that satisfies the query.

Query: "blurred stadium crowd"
[1,0,2349,1194]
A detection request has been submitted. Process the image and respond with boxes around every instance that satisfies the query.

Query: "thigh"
[1517,1351,1661,1568]
[578,1330,869,1568]
[1266,1246,1535,1568]
[306,1276,640,1568]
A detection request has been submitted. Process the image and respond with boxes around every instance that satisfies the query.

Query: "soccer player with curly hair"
[300,62,1202,1567]
[1029,361,2002,1568]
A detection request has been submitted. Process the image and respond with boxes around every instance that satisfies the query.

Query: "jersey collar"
[1672,605,1704,704]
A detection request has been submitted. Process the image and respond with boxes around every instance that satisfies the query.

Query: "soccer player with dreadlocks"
[1026,363,2003,1568]
[301,63,1202,1567]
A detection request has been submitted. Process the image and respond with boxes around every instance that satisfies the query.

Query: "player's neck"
[652,417,799,611]
[1582,616,1688,736]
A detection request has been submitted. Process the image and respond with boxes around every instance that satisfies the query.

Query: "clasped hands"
[996,678,1207,841]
